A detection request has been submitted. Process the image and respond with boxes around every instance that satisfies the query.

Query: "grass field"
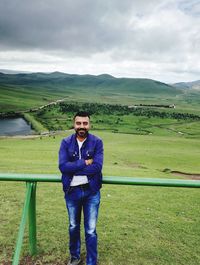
[25,100,199,140]
[1,72,200,115]
[0,131,200,264]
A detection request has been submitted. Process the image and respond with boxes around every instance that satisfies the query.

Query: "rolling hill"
[173,80,200,90]
[0,72,199,113]
[0,71,181,94]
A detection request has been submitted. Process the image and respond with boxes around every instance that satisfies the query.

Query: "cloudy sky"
[0,0,200,83]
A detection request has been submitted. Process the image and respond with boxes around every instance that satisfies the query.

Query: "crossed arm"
[59,139,103,176]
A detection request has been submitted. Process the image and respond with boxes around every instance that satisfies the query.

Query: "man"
[59,111,104,265]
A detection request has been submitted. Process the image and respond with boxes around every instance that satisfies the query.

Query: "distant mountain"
[0,71,181,95]
[0,69,31,74]
[173,80,200,90]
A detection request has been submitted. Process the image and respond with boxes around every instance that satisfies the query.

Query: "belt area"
[73,183,90,189]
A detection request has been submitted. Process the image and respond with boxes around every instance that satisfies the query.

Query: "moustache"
[77,128,87,132]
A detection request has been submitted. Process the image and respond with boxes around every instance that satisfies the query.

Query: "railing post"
[12,182,32,265]
[29,182,37,255]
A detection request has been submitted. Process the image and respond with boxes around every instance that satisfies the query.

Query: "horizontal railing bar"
[103,176,200,188]
[0,173,200,188]
[0,173,59,182]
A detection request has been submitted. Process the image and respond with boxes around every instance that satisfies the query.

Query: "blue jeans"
[65,185,100,265]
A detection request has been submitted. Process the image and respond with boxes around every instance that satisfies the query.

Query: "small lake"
[0,117,34,136]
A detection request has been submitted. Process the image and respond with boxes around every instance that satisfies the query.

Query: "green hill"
[0,71,180,94]
[0,72,198,112]
[173,80,200,90]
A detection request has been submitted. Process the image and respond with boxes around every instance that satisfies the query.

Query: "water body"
[0,117,34,136]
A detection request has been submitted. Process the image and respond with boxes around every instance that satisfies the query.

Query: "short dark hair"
[74,111,90,120]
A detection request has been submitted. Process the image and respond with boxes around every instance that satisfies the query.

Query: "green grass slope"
[0,72,182,95]
[0,72,187,112]
[0,132,200,264]
[31,102,200,138]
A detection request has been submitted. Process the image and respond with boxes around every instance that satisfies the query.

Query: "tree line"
[59,102,200,121]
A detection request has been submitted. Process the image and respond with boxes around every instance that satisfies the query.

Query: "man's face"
[74,116,90,139]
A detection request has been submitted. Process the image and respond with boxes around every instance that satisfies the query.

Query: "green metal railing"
[0,173,200,265]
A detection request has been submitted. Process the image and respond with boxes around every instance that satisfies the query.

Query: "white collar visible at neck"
[77,138,86,148]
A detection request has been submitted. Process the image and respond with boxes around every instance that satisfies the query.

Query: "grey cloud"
[1,0,200,82]
[0,0,164,56]
[0,0,135,54]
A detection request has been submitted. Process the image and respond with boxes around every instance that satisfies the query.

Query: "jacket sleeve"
[58,139,86,174]
[75,139,104,176]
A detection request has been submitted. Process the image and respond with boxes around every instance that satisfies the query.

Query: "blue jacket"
[59,133,104,193]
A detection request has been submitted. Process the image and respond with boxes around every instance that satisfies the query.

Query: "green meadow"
[0,131,200,264]
[0,72,200,264]
[31,102,200,139]
[1,72,200,115]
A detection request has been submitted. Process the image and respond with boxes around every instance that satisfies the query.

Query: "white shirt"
[70,139,88,186]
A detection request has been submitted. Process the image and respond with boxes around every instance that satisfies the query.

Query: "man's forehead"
[74,116,90,122]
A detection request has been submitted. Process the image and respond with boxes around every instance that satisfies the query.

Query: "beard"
[75,128,88,138]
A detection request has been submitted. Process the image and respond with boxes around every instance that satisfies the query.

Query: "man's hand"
[85,159,93,165]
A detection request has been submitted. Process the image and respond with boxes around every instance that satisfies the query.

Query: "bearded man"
[59,111,104,265]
